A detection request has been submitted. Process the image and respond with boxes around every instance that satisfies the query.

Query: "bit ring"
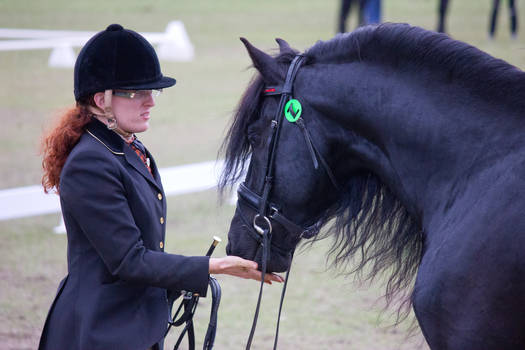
[253,214,272,235]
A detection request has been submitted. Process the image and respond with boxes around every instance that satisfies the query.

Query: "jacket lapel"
[146,149,164,193]
[123,146,163,192]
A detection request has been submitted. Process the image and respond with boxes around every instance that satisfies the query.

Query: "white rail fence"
[0,21,194,67]
[0,160,235,233]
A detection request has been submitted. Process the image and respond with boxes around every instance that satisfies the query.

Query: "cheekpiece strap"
[282,55,305,95]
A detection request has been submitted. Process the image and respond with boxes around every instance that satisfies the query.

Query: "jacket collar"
[86,118,163,192]
[86,118,126,154]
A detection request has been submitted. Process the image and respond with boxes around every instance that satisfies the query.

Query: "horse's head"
[220,38,350,272]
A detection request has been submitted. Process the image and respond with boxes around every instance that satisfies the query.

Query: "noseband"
[236,55,340,349]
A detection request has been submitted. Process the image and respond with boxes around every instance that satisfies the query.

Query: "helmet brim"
[118,76,176,91]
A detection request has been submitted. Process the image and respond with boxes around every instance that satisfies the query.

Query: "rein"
[166,237,222,350]
[237,55,340,350]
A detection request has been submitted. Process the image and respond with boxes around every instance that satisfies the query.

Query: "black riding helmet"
[74,24,176,101]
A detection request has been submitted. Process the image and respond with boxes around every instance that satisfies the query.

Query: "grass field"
[0,0,523,349]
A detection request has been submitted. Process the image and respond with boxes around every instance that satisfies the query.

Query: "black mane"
[306,23,525,108]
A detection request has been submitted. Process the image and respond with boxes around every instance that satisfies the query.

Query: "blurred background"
[0,0,523,349]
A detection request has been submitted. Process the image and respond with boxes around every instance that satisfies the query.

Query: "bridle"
[236,54,340,349]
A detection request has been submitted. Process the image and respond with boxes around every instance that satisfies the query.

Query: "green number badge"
[284,99,302,123]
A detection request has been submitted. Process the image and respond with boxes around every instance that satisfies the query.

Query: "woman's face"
[111,90,156,134]
[93,90,158,134]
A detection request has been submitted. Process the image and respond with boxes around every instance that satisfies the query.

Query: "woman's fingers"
[210,256,284,284]
[268,273,285,283]
[247,269,284,285]
[243,262,284,284]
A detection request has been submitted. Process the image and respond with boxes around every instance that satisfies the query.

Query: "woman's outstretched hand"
[209,256,284,285]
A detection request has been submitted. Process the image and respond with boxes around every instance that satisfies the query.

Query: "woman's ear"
[93,92,105,110]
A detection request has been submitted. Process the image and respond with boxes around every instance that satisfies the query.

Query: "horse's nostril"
[225,243,231,255]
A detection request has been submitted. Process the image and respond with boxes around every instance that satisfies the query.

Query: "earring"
[107,118,117,130]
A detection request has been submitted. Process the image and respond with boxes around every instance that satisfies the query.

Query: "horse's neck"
[304,61,523,222]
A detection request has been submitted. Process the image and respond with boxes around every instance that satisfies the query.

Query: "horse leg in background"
[337,0,369,33]
[437,0,450,33]
[508,0,518,38]
[489,0,501,38]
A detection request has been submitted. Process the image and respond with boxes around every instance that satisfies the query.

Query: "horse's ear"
[240,37,282,83]
[275,38,293,55]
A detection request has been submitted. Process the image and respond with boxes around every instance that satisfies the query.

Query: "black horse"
[220,23,525,349]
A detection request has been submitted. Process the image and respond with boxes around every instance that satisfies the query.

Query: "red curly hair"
[41,97,95,193]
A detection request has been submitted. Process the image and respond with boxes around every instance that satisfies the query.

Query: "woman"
[38,24,282,350]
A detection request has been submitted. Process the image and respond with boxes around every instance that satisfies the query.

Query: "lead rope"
[203,277,221,349]
[245,227,270,349]
[245,229,294,350]
[272,251,294,350]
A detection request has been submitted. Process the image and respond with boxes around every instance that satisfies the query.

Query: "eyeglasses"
[113,89,162,99]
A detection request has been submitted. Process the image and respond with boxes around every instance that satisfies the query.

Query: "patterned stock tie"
[128,136,152,174]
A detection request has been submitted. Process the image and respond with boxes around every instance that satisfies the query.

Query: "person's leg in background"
[338,0,353,33]
[365,0,382,25]
[437,0,450,33]
[508,0,518,38]
[489,0,501,38]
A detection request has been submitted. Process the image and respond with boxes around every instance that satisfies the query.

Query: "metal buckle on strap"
[269,205,279,217]
[253,214,272,235]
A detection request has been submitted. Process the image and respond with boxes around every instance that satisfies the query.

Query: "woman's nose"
[143,93,155,107]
